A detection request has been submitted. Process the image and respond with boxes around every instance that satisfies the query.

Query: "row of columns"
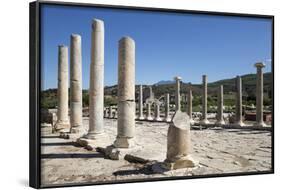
[55,18,268,144]
[135,64,267,127]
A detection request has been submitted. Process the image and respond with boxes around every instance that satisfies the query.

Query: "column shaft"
[87,19,104,138]
[70,34,83,133]
[114,37,136,148]
[55,45,70,131]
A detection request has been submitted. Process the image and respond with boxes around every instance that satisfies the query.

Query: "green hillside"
[41,72,272,109]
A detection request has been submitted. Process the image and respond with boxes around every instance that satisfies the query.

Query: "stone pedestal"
[55,45,70,132]
[163,111,198,170]
[200,75,209,125]
[234,76,245,127]
[138,85,145,120]
[83,19,105,140]
[187,84,194,125]
[164,93,171,122]
[113,36,136,148]
[216,85,225,125]
[70,34,85,135]
[255,62,267,127]
[174,76,182,111]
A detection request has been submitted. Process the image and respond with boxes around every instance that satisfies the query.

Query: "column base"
[163,155,199,170]
[199,119,210,125]
[190,119,195,125]
[215,120,225,126]
[232,121,245,127]
[54,121,70,132]
[138,116,145,120]
[146,116,153,121]
[154,117,162,121]
[255,121,267,127]
[114,136,135,148]
[164,117,171,122]
[77,132,110,149]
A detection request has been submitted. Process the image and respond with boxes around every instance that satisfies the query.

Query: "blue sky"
[41,4,272,90]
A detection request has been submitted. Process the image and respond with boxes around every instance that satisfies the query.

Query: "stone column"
[146,103,153,120]
[163,111,198,170]
[114,36,135,148]
[69,34,84,134]
[55,45,70,131]
[187,85,194,124]
[154,101,162,121]
[216,85,225,125]
[200,75,209,125]
[174,76,182,111]
[138,85,144,120]
[164,93,171,122]
[234,76,245,127]
[109,106,113,118]
[255,62,266,127]
[85,19,105,139]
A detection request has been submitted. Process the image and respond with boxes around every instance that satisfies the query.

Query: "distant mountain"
[154,80,174,85]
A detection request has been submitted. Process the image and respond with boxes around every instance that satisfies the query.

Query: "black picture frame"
[29,1,274,188]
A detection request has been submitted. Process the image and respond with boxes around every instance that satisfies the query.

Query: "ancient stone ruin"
[46,18,270,173]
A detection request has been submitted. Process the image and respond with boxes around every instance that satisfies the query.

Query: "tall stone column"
[164,93,171,122]
[234,76,245,127]
[174,76,182,111]
[255,62,266,127]
[200,75,209,125]
[146,103,153,120]
[138,85,144,120]
[187,84,194,125]
[70,34,84,134]
[114,36,136,148]
[85,19,105,139]
[163,111,198,170]
[216,85,225,125]
[154,101,162,121]
[55,45,70,131]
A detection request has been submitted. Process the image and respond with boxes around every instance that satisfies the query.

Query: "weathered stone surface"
[154,101,162,121]
[41,118,272,185]
[84,19,105,139]
[146,103,153,120]
[164,111,198,169]
[200,75,209,125]
[114,36,136,148]
[233,76,245,127]
[55,45,70,131]
[216,85,225,125]
[164,93,171,122]
[70,34,85,135]
[174,76,182,111]
[255,62,266,127]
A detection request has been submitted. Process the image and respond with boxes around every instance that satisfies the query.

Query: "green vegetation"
[41,72,272,109]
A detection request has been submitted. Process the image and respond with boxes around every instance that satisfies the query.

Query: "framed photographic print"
[29,0,274,188]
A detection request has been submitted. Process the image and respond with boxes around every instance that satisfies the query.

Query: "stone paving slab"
[41,118,272,186]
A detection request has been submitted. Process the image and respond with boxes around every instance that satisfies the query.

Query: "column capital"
[254,62,266,68]
[174,76,182,81]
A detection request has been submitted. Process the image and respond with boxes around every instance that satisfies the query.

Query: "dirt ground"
[41,118,272,186]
